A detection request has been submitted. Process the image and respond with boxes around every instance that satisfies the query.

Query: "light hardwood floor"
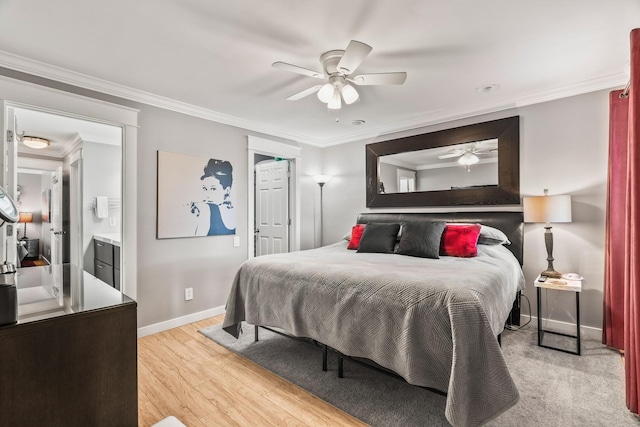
[138,315,366,426]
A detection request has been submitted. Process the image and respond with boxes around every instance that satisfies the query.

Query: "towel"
[96,196,109,219]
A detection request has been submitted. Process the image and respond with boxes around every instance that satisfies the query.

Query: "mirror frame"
[366,116,520,207]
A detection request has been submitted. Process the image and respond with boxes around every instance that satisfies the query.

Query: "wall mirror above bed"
[366,116,520,207]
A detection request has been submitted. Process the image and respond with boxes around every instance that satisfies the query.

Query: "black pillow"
[357,222,401,254]
[395,221,446,259]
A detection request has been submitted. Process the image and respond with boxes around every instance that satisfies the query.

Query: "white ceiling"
[0,1,638,147]
[13,108,122,158]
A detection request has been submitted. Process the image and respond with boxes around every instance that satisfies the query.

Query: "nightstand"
[20,238,39,259]
[535,274,581,355]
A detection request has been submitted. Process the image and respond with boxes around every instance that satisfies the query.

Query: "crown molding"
[0,50,626,148]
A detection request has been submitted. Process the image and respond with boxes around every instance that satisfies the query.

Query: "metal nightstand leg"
[537,287,542,346]
[537,285,581,355]
[576,292,581,355]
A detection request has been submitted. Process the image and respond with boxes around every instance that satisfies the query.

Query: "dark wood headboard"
[356,211,524,266]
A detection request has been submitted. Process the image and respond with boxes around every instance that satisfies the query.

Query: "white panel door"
[50,166,63,299]
[255,160,289,256]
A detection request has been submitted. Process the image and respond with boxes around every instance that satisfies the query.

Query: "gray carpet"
[200,324,639,426]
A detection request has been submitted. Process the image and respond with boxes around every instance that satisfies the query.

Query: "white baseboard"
[137,305,226,338]
[520,314,602,340]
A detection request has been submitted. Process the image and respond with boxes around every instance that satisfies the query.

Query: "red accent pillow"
[347,224,367,250]
[440,224,482,257]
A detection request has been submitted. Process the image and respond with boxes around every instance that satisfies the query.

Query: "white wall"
[82,141,122,274]
[320,89,609,330]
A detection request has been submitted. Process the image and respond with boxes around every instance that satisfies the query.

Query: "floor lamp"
[523,189,572,278]
[313,175,332,247]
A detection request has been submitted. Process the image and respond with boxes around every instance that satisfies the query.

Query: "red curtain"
[605,28,640,414]
[625,28,640,414]
[604,89,629,350]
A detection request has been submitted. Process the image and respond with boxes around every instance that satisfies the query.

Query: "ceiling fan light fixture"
[22,136,50,149]
[341,84,359,105]
[458,152,479,166]
[328,90,342,109]
[317,83,334,103]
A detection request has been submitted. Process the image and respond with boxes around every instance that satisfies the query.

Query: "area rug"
[200,324,638,426]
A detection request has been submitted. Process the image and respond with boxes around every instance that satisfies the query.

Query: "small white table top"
[534,274,582,292]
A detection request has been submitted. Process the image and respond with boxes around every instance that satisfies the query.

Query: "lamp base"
[541,269,562,279]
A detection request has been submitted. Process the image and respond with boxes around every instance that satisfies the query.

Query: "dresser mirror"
[366,116,520,207]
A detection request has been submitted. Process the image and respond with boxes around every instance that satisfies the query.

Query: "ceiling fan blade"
[286,85,323,101]
[438,153,462,159]
[351,72,407,86]
[272,62,325,79]
[336,40,372,75]
[472,148,498,154]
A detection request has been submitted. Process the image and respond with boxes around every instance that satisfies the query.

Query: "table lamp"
[19,212,33,240]
[523,189,572,278]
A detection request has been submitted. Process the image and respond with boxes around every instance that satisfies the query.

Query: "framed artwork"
[157,151,236,239]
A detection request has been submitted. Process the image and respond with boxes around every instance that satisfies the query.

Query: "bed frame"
[254,211,524,380]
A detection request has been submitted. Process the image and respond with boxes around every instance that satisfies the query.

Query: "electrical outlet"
[233,236,240,247]
[185,287,193,301]
[109,217,116,227]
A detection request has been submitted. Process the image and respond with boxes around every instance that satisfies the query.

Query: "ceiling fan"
[438,142,498,168]
[272,40,407,110]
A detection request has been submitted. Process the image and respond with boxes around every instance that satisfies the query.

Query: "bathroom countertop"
[93,233,121,247]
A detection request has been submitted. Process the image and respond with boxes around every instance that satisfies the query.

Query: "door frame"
[0,76,139,299]
[247,135,301,259]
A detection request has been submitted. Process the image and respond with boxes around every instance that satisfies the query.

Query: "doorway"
[10,106,122,295]
[254,158,290,256]
[247,136,301,259]
[0,79,138,299]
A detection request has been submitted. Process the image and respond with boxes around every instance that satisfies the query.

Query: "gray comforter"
[223,241,525,426]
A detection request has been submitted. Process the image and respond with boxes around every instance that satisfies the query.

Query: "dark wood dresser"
[0,267,137,426]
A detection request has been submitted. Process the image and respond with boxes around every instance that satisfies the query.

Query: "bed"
[223,212,524,426]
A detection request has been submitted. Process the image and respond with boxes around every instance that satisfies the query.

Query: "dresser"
[0,267,137,426]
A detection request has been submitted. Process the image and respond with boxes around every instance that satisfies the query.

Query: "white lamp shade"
[328,90,342,109]
[313,175,332,184]
[317,83,334,103]
[341,84,359,105]
[523,195,572,223]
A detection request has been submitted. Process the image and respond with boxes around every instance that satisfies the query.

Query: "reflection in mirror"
[366,116,519,207]
[379,139,498,193]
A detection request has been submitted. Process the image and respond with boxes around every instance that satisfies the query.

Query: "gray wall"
[1,67,610,332]
[0,68,321,328]
[320,90,609,330]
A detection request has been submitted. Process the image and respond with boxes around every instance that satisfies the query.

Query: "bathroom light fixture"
[21,136,50,150]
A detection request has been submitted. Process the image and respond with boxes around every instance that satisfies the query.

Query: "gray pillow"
[478,225,511,245]
[395,221,446,259]
[357,222,401,254]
